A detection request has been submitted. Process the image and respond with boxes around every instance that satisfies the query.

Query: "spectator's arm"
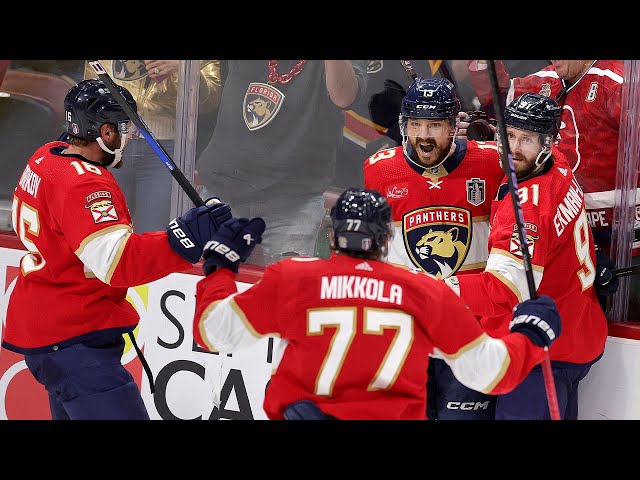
[324,60,362,109]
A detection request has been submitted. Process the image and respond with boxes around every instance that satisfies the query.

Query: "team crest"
[367,60,383,74]
[539,83,552,98]
[510,223,539,258]
[243,83,284,131]
[403,206,472,278]
[112,60,149,81]
[85,191,118,223]
[466,178,486,206]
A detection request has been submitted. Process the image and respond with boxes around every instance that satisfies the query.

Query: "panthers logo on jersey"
[403,206,472,278]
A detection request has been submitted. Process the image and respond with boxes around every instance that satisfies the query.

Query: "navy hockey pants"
[427,358,496,420]
[495,361,593,420]
[25,335,149,420]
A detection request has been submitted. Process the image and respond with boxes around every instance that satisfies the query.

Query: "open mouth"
[419,143,435,154]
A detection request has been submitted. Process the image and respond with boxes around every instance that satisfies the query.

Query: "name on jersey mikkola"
[320,275,403,306]
[553,178,584,237]
[17,164,42,198]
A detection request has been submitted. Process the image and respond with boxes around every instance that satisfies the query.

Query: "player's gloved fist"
[283,400,333,420]
[509,295,561,349]
[166,197,232,263]
[202,217,266,275]
[594,245,619,297]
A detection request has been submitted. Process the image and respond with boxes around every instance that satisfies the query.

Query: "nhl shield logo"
[243,83,285,131]
[466,178,485,206]
[403,206,472,278]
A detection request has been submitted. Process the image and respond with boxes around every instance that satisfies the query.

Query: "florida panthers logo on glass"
[403,206,472,278]
[243,83,285,131]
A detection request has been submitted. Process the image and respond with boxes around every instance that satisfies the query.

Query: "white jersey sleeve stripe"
[75,225,131,284]
[199,295,278,353]
[485,248,544,301]
[434,333,511,393]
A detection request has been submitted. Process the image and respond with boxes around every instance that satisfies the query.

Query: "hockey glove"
[283,400,334,420]
[166,197,232,264]
[509,295,561,349]
[202,217,266,275]
[594,245,619,310]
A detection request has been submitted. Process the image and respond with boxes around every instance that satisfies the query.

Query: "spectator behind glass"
[84,60,223,233]
[196,60,368,266]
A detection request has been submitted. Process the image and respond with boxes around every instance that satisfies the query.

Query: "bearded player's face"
[406,118,454,168]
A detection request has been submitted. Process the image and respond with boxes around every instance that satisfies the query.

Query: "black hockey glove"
[202,217,266,275]
[594,245,619,310]
[166,197,232,264]
[509,295,561,349]
[283,400,335,420]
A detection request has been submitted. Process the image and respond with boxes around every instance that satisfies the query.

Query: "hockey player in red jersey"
[192,187,562,420]
[2,79,231,419]
[364,77,505,420]
[364,77,505,280]
[467,60,625,311]
[445,93,608,420]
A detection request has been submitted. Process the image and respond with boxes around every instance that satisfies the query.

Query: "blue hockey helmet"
[64,79,137,141]
[330,187,393,258]
[400,77,461,120]
[504,92,562,138]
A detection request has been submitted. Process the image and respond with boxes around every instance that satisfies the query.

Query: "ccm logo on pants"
[446,401,491,410]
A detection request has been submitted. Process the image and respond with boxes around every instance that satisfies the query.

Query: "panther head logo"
[403,206,472,278]
[415,227,466,279]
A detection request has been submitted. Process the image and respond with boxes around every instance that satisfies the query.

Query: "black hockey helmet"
[64,79,137,141]
[504,93,562,138]
[330,187,393,257]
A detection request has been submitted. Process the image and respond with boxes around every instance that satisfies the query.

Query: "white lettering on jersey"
[320,275,403,305]
[553,178,585,237]
[18,165,42,199]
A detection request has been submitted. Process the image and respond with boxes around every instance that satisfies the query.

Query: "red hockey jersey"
[363,140,504,278]
[194,254,549,420]
[469,60,630,255]
[3,142,190,352]
[455,159,607,364]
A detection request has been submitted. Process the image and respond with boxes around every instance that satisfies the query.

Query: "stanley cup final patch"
[243,83,285,131]
[85,191,119,223]
[466,178,486,206]
[403,206,472,279]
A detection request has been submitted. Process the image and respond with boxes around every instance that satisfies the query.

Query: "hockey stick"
[612,264,640,278]
[487,60,562,421]
[86,60,205,208]
[87,61,230,419]
[400,60,418,81]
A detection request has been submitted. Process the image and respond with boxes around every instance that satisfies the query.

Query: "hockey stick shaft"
[487,60,561,421]
[400,60,418,81]
[612,264,640,278]
[87,60,205,207]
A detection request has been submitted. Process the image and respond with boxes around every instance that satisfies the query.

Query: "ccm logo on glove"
[509,314,556,341]
[168,219,196,249]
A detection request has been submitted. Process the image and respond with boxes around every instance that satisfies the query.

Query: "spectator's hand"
[457,112,472,139]
[202,217,266,275]
[509,295,561,349]
[166,197,232,263]
[594,246,619,310]
[144,60,179,83]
